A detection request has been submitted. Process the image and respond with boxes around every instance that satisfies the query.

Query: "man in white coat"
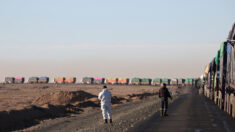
[98,85,112,124]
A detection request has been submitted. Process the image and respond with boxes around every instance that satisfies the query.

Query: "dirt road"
[129,87,235,132]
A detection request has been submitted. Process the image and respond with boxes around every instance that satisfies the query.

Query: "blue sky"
[0,0,234,81]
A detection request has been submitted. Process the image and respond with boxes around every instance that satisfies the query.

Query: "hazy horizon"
[1,0,235,82]
[0,43,218,82]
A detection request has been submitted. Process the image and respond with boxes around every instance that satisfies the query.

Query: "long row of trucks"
[202,23,235,118]
[3,76,195,86]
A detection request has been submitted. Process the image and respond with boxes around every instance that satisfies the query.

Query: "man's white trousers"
[101,104,112,119]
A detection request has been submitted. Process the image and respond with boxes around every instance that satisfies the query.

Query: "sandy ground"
[0,84,159,112]
[0,84,180,131]
[27,86,185,132]
[0,84,159,131]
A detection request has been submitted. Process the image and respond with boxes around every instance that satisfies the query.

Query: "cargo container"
[54,77,65,84]
[117,78,129,85]
[185,78,194,86]
[178,78,185,86]
[5,77,15,84]
[28,77,39,83]
[162,78,170,85]
[64,77,76,84]
[204,59,216,101]
[38,77,49,83]
[131,78,141,85]
[226,43,234,92]
[171,78,178,86]
[106,78,118,84]
[194,78,201,88]
[93,77,105,84]
[141,78,152,85]
[225,38,235,117]
[14,77,25,84]
[82,77,94,84]
[152,78,162,86]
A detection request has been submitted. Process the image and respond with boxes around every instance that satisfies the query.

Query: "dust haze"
[0,44,218,82]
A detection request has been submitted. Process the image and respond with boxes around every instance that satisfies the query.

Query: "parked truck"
[38,77,49,83]
[152,78,162,86]
[54,77,65,84]
[162,78,170,85]
[5,77,15,84]
[64,77,76,84]
[141,78,152,85]
[82,77,94,84]
[28,77,39,83]
[14,77,25,84]
[117,78,129,85]
[178,78,185,86]
[106,78,118,84]
[185,78,194,86]
[171,78,178,86]
[131,78,141,85]
[93,77,105,84]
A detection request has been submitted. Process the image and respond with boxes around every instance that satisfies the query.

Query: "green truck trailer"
[141,78,152,85]
[131,78,141,85]
[152,78,162,86]
[185,78,194,86]
[162,78,170,85]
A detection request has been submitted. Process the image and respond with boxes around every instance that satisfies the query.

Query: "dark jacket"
[159,87,172,99]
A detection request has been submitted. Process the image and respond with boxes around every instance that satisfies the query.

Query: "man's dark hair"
[163,83,167,87]
[103,85,107,89]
